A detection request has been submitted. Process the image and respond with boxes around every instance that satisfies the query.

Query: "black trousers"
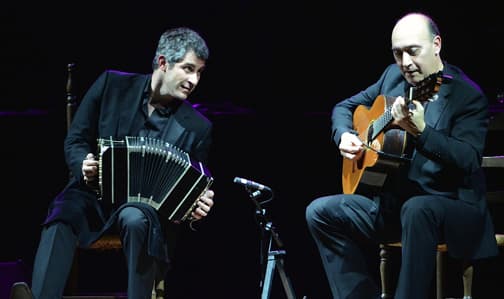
[305,193,480,299]
[31,207,157,299]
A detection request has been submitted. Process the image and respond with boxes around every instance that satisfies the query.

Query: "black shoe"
[9,282,33,299]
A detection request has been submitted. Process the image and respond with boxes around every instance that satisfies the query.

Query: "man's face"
[160,50,206,100]
[391,16,440,85]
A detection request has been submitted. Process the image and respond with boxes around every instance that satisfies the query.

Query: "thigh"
[401,195,481,237]
[117,206,148,232]
[401,195,476,222]
[307,193,379,242]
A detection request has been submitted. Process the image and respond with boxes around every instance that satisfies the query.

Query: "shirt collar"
[142,79,180,116]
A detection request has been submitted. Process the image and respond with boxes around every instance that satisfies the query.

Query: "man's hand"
[339,132,364,160]
[191,189,215,220]
[82,153,99,184]
[391,96,425,137]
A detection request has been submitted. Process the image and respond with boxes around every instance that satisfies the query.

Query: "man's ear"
[433,35,442,55]
[157,55,168,71]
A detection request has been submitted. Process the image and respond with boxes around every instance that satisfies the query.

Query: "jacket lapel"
[424,75,452,129]
[155,101,190,147]
[164,117,185,146]
[116,75,151,138]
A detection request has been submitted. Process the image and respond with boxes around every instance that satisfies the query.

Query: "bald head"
[391,13,443,85]
[392,13,437,47]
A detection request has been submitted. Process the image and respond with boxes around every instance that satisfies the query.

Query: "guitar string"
[355,72,443,162]
[360,141,411,162]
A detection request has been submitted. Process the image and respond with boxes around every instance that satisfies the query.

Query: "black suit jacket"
[332,63,498,259]
[64,70,212,183]
[43,70,213,265]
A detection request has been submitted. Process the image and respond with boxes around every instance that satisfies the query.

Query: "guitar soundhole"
[367,125,374,143]
[357,153,364,169]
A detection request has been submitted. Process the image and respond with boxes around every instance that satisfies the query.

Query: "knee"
[306,196,339,229]
[400,196,436,225]
[305,197,323,228]
[42,221,78,241]
[118,207,148,233]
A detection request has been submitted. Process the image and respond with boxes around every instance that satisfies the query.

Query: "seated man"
[12,27,215,299]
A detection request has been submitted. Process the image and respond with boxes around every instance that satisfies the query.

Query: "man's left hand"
[391,96,425,137]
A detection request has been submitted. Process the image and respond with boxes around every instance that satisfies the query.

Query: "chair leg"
[380,244,451,298]
[64,250,79,295]
[380,245,392,299]
[152,278,164,299]
[436,250,445,299]
[462,262,473,299]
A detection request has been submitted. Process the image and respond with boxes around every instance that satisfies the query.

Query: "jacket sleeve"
[415,81,489,175]
[64,71,108,183]
[331,65,395,146]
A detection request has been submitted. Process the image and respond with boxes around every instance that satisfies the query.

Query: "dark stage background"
[1,1,503,298]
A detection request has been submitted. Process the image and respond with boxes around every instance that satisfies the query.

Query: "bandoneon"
[97,136,213,222]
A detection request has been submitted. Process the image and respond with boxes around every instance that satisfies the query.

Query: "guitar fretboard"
[369,73,442,141]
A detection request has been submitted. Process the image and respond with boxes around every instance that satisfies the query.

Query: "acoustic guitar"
[342,72,444,194]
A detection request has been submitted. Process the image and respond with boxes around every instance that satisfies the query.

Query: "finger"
[192,207,207,218]
[82,164,98,179]
[190,211,203,220]
[196,205,209,215]
[203,197,214,208]
[199,194,213,205]
[340,151,356,160]
[340,145,361,156]
[341,132,362,147]
[199,197,213,211]
[84,176,96,182]
[396,96,405,105]
[345,135,364,149]
[201,190,214,203]
[391,105,398,118]
[412,100,424,112]
[392,100,405,118]
[83,170,96,176]
[392,105,403,119]
[205,189,215,198]
[83,163,98,171]
[349,135,363,147]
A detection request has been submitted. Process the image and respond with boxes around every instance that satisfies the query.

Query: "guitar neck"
[369,73,442,141]
[370,105,394,141]
[370,83,433,141]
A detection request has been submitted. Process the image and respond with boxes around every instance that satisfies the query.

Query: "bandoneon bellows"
[97,136,213,222]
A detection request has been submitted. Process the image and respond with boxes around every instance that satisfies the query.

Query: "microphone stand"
[244,188,296,299]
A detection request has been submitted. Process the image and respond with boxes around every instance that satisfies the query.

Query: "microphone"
[233,177,272,192]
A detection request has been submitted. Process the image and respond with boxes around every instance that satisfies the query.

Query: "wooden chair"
[62,63,164,299]
[379,155,504,299]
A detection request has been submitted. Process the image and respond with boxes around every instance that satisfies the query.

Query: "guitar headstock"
[409,71,444,102]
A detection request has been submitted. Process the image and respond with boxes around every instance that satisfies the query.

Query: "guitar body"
[340,72,444,194]
[342,95,407,194]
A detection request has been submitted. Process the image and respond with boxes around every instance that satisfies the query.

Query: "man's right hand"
[339,132,364,160]
[82,153,98,183]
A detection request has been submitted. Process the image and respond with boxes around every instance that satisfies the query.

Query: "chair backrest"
[66,63,77,133]
[65,63,77,178]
